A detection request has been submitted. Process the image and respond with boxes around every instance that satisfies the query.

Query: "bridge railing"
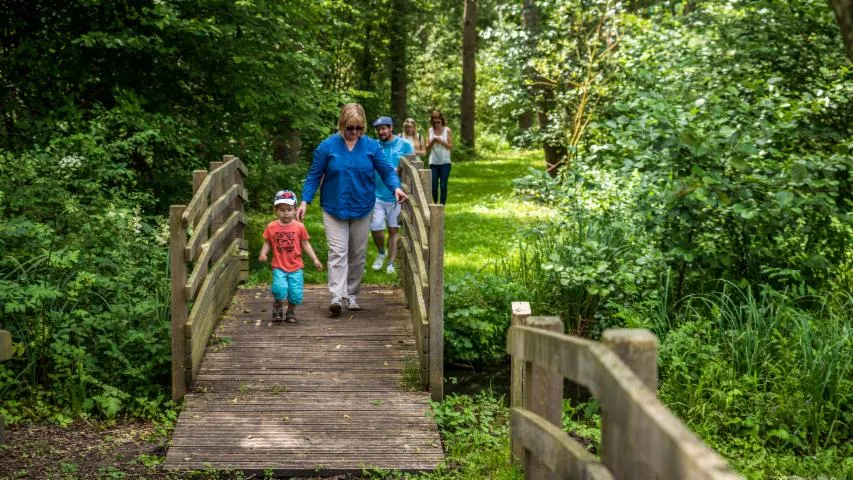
[1,329,11,442]
[170,155,248,402]
[397,156,444,401]
[508,302,740,480]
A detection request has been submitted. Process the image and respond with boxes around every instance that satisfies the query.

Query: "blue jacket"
[302,134,401,220]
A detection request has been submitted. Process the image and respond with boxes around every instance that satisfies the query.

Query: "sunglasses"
[345,125,365,132]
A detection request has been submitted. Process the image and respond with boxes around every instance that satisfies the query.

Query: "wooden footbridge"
[163,156,445,476]
[161,155,738,479]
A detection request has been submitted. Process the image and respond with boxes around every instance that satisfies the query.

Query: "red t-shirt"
[262,220,310,272]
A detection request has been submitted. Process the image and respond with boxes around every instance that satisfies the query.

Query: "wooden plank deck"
[164,285,445,476]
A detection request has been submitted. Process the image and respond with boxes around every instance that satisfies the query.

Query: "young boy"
[258,190,323,323]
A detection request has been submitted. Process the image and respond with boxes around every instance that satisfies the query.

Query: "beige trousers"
[322,211,371,299]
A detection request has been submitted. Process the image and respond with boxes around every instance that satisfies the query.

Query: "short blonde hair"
[337,103,367,134]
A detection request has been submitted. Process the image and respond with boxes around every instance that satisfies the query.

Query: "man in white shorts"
[370,116,414,275]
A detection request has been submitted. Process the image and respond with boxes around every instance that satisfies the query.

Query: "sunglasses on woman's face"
[345,125,365,132]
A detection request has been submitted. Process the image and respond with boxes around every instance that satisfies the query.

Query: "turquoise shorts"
[271,268,304,304]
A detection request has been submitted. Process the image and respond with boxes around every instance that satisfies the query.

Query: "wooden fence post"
[510,301,532,463]
[0,329,12,443]
[523,316,564,480]
[428,204,444,401]
[600,328,659,480]
[170,205,189,403]
[208,161,224,260]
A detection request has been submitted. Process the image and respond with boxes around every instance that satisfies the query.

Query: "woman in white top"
[401,118,426,160]
[426,110,452,204]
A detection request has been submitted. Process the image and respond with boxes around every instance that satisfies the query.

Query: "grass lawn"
[245,149,555,286]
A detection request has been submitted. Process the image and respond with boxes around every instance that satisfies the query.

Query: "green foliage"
[644,284,853,475]
[426,392,522,480]
[0,145,171,421]
[509,167,666,337]
[579,2,852,291]
[444,273,524,365]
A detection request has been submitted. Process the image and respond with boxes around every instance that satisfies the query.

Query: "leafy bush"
[444,273,525,365]
[511,166,666,337]
[0,141,171,422]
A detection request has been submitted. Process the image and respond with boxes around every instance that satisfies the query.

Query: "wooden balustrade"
[509,302,740,479]
[397,156,445,401]
[170,155,248,402]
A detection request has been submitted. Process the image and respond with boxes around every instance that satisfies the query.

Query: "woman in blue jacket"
[297,103,408,315]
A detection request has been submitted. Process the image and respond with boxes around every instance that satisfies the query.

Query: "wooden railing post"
[0,329,12,443]
[523,316,564,480]
[170,205,189,403]
[510,301,532,463]
[600,328,659,480]
[428,204,444,401]
[208,161,225,260]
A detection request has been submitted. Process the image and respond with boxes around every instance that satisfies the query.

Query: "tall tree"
[830,0,853,60]
[461,0,477,148]
[390,0,409,125]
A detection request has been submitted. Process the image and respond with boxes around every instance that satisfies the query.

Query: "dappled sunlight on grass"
[442,150,554,277]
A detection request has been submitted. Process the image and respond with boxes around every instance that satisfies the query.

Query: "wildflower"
[59,155,83,169]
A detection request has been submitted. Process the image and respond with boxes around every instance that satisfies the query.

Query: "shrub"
[444,273,525,365]
[0,141,171,422]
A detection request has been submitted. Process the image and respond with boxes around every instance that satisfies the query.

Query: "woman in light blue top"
[297,103,408,315]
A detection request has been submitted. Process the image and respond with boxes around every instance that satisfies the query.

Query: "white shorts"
[370,199,401,231]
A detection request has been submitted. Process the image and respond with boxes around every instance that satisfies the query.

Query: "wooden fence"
[0,329,11,443]
[397,156,445,401]
[170,155,248,402]
[508,302,741,480]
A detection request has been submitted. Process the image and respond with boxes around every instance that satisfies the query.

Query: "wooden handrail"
[397,156,444,401]
[170,155,248,403]
[508,303,740,480]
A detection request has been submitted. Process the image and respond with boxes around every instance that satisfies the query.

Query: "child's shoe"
[386,263,396,275]
[272,305,284,321]
[372,253,386,271]
[285,310,296,323]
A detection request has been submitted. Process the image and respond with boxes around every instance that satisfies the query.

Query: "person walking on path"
[297,103,408,316]
[258,190,323,323]
[401,117,426,161]
[370,116,414,275]
[426,109,452,204]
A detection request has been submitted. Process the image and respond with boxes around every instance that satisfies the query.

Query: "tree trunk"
[523,0,566,175]
[830,0,853,61]
[390,0,408,126]
[461,0,477,149]
[518,0,539,133]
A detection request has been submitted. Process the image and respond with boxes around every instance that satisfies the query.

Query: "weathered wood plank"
[182,157,246,228]
[507,325,739,480]
[0,329,13,362]
[512,408,613,479]
[165,286,443,475]
[169,205,189,400]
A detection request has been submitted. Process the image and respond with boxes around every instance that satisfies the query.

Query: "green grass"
[440,150,555,278]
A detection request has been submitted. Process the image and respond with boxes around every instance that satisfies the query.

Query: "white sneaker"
[346,295,361,311]
[386,263,396,275]
[372,253,386,271]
